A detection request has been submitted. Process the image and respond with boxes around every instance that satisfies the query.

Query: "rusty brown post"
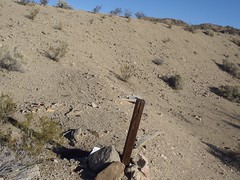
[122,98,145,166]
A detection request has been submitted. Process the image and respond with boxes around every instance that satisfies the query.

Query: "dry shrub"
[120,64,135,82]
[161,74,184,90]
[0,47,26,73]
[203,30,214,37]
[124,9,132,18]
[184,25,197,33]
[152,58,164,65]
[92,5,101,13]
[135,12,146,19]
[231,39,240,47]
[17,0,36,5]
[46,41,68,62]
[56,0,72,10]
[0,94,16,124]
[40,0,48,6]
[214,85,240,103]
[162,37,171,43]
[26,8,39,20]
[53,22,63,30]
[110,8,122,16]
[222,60,240,79]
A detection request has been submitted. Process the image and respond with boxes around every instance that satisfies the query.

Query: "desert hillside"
[0,0,239,179]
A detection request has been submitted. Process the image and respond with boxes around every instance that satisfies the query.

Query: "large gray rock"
[96,162,125,180]
[88,146,121,172]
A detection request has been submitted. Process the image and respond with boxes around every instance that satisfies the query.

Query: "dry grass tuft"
[0,94,16,124]
[46,41,68,62]
[120,64,135,82]
[213,85,240,103]
[222,60,240,79]
[161,74,184,90]
[26,8,40,20]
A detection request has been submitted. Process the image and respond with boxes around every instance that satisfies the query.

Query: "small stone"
[91,102,98,108]
[72,128,82,143]
[132,154,150,178]
[88,146,120,172]
[95,162,125,180]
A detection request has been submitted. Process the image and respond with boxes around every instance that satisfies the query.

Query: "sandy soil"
[0,1,239,179]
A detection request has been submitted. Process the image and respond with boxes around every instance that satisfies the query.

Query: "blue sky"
[46,0,240,28]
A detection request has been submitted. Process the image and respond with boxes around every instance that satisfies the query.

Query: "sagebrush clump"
[0,47,26,72]
[46,41,68,61]
[110,8,122,16]
[92,5,101,13]
[124,9,132,18]
[120,64,135,82]
[0,94,16,124]
[40,0,48,6]
[161,74,184,90]
[135,12,146,19]
[214,85,240,103]
[222,60,240,79]
[184,25,197,33]
[26,8,39,20]
[56,0,72,9]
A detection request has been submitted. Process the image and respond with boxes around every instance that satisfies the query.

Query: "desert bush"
[17,0,36,5]
[0,94,16,124]
[46,41,68,62]
[124,9,132,18]
[184,25,197,33]
[40,0,48,6]
[92,5,101,13]
[26,8,39,20]
[152,58,164,65]
[53,22,63,30]
[203,30,214,37]
[214,85,240,103]
[0,47,26,72]
[222,60,240,79]
[120,64,135,82]
[231,39,240,47]
[20,115,63,156]
[161,74,184,90]
[135,11,146,19]
[110,8,122,16]
[56,0,72,9]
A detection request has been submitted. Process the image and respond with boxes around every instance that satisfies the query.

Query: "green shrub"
[110,8,122,16]
[92,5,101,13]
[222,60,240,79]
[214,85,240,103]
[0,94,16,124]
[46,41,68,62]
[135,12,146,19]
[161,74,184,90]
[26,8,39,20]
[120,64,135,82]
[0,47,26,72]
[56,0,72,9]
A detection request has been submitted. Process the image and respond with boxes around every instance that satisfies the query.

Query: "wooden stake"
[122,98,145,166]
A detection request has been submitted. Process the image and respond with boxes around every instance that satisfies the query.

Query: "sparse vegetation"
[203,30,214,37]
[152,58,164,65]
[161,74,184,90]
[46,41,68,62]
[53,22,63,31]
[162,37,171,43]
[222,60,240,79]
[56,0,72,10]
[184,25,197,33]
[124,9,132,18]
[17,0,36,5]
[40,0,48,6]
[120,64,135,82]
[213,85,240,103]
[0,94,16,124]
[135,11,146,19]
[231,39,240,47]
[26,8,40,20]
[92,5,101,13]
[0,47,26,72]
[110,8,122,16]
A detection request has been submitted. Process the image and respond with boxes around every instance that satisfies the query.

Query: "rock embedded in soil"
[88,145,121,172]
[95,162,125,180]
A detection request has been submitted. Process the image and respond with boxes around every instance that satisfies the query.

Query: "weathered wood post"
[122,98,145,166]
